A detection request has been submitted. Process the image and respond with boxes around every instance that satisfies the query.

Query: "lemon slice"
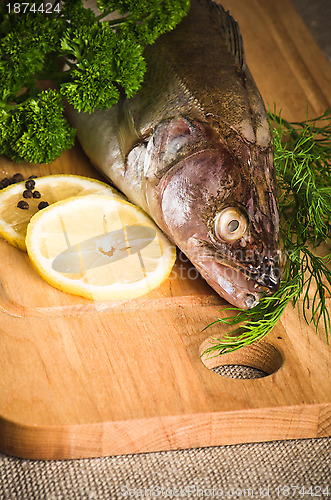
[0,175,123,251]
[26,194,176,301]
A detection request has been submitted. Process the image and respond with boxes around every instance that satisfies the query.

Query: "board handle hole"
[211,365,268,379]
[199,337,283,379]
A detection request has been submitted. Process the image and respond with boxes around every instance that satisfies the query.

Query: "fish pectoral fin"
[117,98,142,160]
[206,0,245,70]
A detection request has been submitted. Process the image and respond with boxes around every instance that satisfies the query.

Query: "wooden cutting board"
[0,0,330,460]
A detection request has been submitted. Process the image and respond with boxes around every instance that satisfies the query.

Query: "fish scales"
[68,0,281,309]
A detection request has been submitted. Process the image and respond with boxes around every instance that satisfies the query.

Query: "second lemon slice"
[26,194,176,300]
[0,175,123,251]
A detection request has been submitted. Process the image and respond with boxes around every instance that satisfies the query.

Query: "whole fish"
[68,0,281,309]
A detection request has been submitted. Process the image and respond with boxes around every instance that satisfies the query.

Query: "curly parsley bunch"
[0,0,190,163]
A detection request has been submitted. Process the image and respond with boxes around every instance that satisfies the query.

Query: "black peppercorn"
[38,201,49,210]
[12,173,24,183]
[25,179,36,191]
[33,190,41,199]
[17,200,29,210]
[1,178,10,188]
[23,189,33,198]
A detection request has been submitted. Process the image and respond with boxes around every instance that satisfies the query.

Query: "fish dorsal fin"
[205,0,245,70]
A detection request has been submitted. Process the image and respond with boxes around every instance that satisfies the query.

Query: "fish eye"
[214,207,247,242]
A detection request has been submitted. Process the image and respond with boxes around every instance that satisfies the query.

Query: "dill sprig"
[272,108,331,245]
[203,108,331,357]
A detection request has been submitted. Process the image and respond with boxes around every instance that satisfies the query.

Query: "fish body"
[68,0,281,309]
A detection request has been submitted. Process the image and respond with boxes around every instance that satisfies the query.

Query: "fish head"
[144,116,281,309]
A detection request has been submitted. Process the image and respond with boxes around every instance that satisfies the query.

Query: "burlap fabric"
[1,438,330,499]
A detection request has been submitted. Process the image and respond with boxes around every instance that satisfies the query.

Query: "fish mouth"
[194,259,264,309]
[240,256,281,293]
[188,240,281,309]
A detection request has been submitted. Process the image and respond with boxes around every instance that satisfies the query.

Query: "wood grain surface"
[0,0,330,460]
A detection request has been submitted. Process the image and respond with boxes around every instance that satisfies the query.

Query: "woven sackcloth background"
[1,1,331,498]
[0,438,330,499]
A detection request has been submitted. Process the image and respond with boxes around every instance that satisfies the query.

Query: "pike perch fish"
[68,0,281,309]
